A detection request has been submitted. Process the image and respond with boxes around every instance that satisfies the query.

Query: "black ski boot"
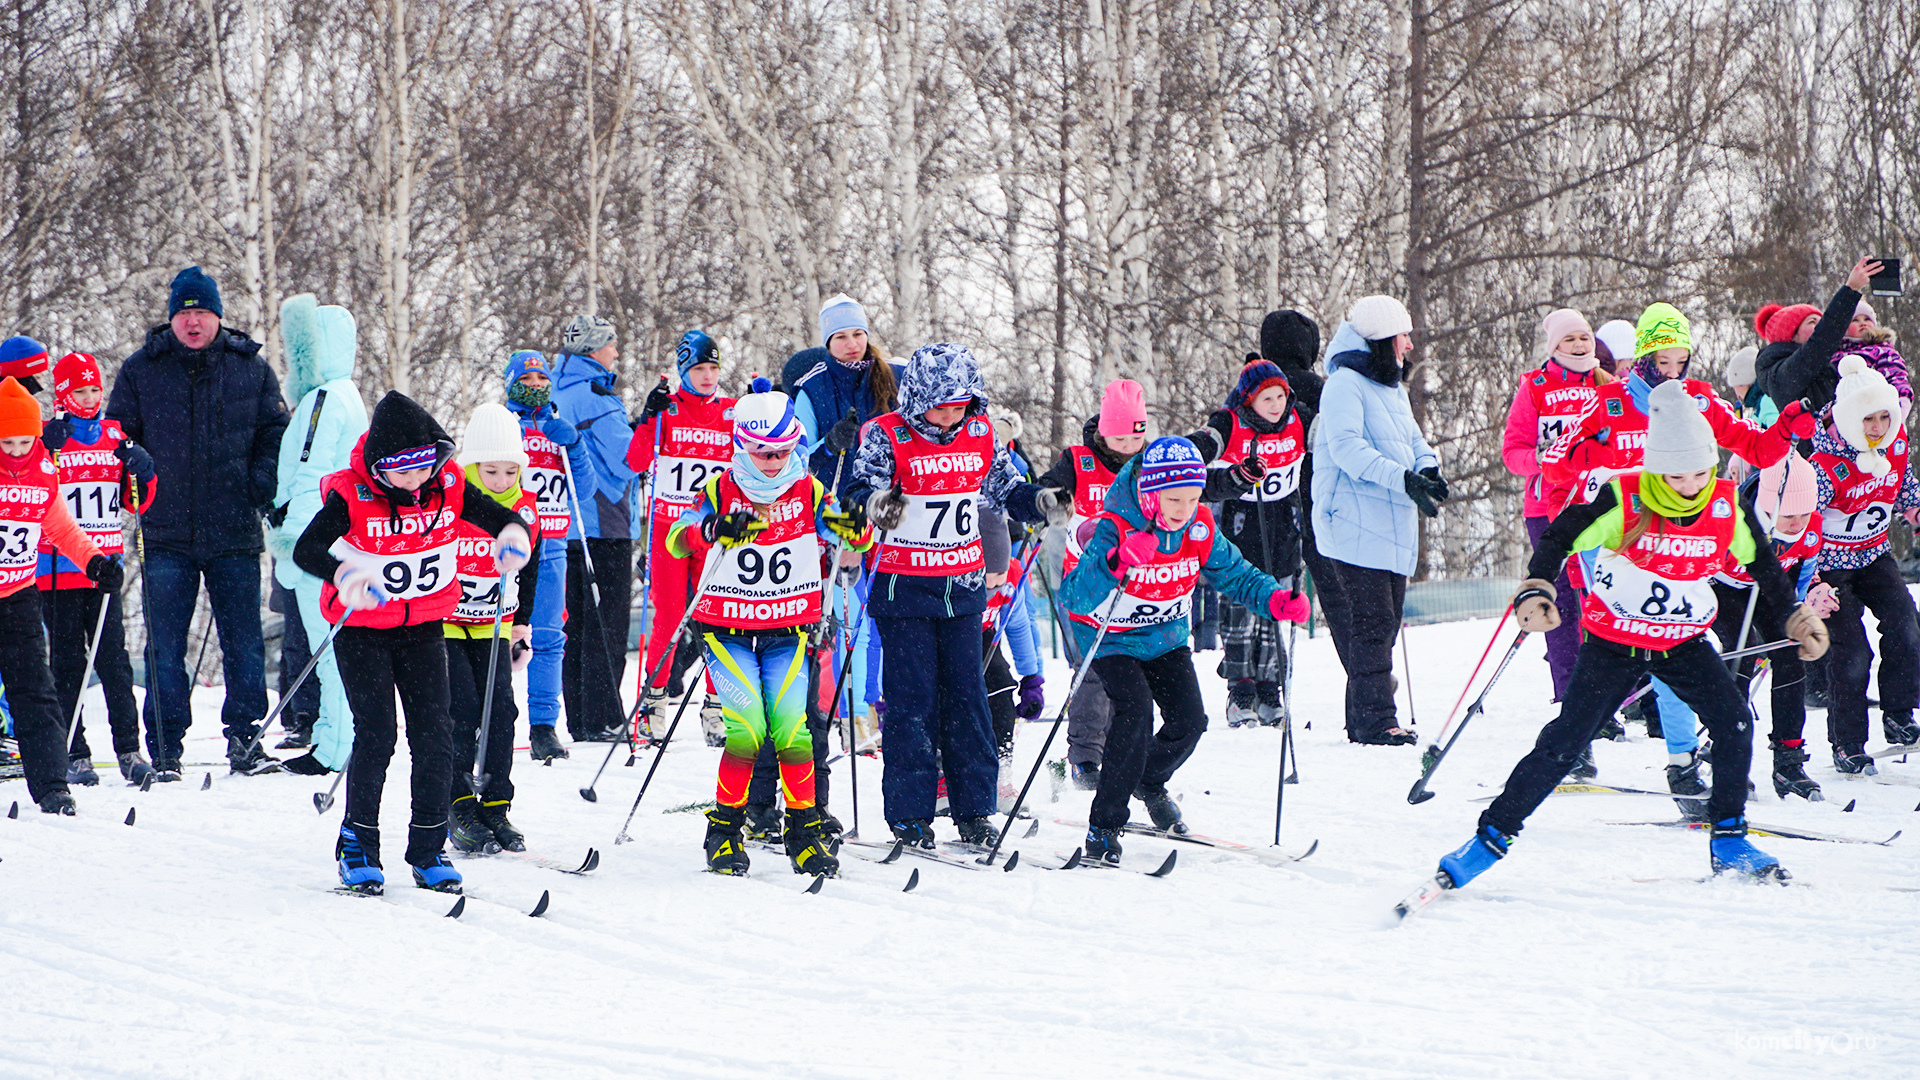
[38,789,77,815]
[1769,740,1824,802]
[1667,748,1709,821]
[816,807,845,839]
[1883,712,1920,749]
[1567,745,1598,781]
[226,732,282,775]
[67,753,99,786]
[784,807,840,877]
[1136,786,1189,835]
[1593,714,1627,742]
[704,805,751,875]
[953,815,997,847]
[1070,761,1100,790]
[1833,743,1878,775]
[117,752,155,785]
[528,725,569,762]
[477,800,526,852]
[889,818,936,849]
[281,751,331,776]
[450,795,498,853]
[743,803,783,844]
[1083,826,1123,865]
[276,712,315,750]
[151,756,183,783]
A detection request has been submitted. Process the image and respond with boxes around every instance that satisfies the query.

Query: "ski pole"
[1399,625,1418,730]
[814,560,874,836]
[633,378,667,701]
[61,590,114,762]
[581,552,724,801]
[558,441,632,733]
[1274,615,1299,847]
[979,532,1043,676]
[1431,603,1512,745]
[978,584,1128,866]
[465,581,514,799]
[1408,631,1529,805]
[1729,458,1794,677]
[313,764,346,814]
[612,661,711,845]
[131,493,161,762]
[236,607,350,762]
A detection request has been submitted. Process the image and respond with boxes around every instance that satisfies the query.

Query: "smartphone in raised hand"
[1870,258,1903,296]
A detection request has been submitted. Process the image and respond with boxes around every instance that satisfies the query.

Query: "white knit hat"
[1724,345,1758,388]
[1831,355,1901,476]
[458,402,530,467]
[1346,295,1413,341]
[1594,320,1636,367]
[1641,380,1717,474]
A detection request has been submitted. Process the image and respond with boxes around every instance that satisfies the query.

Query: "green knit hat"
[1634,303,1692,357]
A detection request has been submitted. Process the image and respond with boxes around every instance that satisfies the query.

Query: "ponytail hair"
[865,341,898,414]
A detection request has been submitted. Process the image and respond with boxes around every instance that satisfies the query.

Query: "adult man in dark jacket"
[107,266,290,778]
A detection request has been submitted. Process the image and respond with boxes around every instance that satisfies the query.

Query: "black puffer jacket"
[107,324,290,559]
[1754,284,1864,413]
[1039,415,1249,505]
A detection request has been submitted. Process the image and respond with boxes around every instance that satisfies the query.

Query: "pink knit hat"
[1541,308,1596,372]
[1098,379,1149,439]
[1755,452,1818,524]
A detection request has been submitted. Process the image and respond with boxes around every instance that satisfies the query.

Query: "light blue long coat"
[1310,321,1438,577]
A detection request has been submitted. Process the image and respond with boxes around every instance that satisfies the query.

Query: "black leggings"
[1,589,70,803]
[45,584,140,759]
[338,622,454,866]
[446,634,516,804]
[1481,633,1755,837]
[1088,647,1207,830]
[1708,581,1806,745]
[1820,553,1918,746]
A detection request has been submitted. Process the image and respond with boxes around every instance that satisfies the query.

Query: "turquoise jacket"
[1060,456,1282,661]
[268,295,368,588]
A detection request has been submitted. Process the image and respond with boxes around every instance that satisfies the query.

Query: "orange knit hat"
[0,376,44,439]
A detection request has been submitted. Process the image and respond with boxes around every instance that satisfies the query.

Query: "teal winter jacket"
[268,294,368,588]
[1060,456,1282,661]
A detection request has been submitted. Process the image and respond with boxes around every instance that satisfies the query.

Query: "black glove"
[701,509,762,546]
[1404,470,1442,518]
[115,439,157,483]
[41,417,71,454]
[265,503,289,529]
[1418,465,1449,502]
[638,378,672,425]
[86,554,125,593]
[1233,451,1266,487]
[825,408,861,454]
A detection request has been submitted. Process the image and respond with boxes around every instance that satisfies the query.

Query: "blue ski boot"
[336,824,384,894]
[1084,826,1123,865]
[1709,817,1789,882]
[1437,824,1512,888]
[411,853,465,893]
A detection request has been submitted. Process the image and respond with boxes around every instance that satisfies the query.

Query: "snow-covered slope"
[4,615,1914,1078]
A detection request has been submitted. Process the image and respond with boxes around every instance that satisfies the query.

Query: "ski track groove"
[4,616,1918,1077]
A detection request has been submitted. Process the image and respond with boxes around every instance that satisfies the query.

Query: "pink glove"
[1269,589,1310,624]
[1806,581,1839,618]
[1114,531,1160,568]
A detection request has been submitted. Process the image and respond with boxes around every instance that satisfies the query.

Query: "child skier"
[667,379,871,876]
[1035,378,1257,786]
[37,352,157,785]
[500,349,591,759]
[444,404,543,854]
[1541,303,1814,784]
[1435,380,1828,890]
[265,294,368,776]
[848,343,1063,848]
[0,376,121,814]
[1709,452,1830,801]
[294,392,533,894]
[1059,436,1301,861]
[629,331,737,744]
[1206,359,1310,726]
[1806,357,1920,774]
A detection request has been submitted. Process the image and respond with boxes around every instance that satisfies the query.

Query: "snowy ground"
[4,612,1918,1079]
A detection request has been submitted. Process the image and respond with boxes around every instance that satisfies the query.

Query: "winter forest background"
[7,0,1918,579]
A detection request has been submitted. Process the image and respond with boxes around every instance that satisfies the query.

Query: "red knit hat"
[53,352,103,418]
[1754,303,1820,345]
[0,376,43,439]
